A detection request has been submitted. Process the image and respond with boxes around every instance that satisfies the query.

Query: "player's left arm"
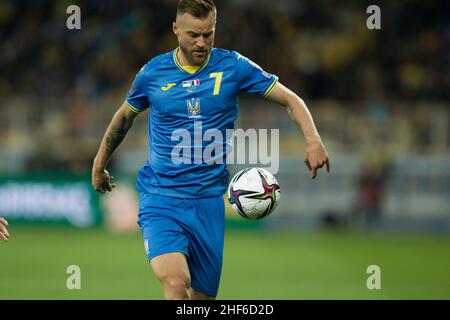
[266,82,330,179]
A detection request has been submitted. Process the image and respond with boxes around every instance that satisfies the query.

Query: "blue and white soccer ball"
[227,167,281,220]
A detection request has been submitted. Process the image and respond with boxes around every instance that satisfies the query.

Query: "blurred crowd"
[0,0,449,173]
[0,0,448,100]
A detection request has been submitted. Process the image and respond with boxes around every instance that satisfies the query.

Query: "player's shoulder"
[211,48,253,73]
[212,48,244,62]
[139,50,175,74]
[213,48,258,69]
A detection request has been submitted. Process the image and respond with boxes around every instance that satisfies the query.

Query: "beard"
[179,44,210,66]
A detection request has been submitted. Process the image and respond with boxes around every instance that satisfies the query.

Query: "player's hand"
[0,217,9,242]
[92,168,116,194]
[304,139,330,179]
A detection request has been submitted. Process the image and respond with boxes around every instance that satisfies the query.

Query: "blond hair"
[177,0,216,19]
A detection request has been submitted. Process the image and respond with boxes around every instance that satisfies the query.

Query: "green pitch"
[1,226,449,299]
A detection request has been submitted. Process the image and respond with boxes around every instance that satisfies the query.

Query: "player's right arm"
[0,217,9,242]
[92,102,140,194]
[92,63,149,194]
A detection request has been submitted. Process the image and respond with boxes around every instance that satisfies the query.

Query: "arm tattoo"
[105,119,130,153]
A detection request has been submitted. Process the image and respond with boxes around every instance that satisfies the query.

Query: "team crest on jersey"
[186,98,201,118]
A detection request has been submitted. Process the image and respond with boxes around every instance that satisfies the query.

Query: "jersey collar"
[173,47,211,74]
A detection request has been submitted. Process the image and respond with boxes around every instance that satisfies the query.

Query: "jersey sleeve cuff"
[262,76,279,98]
[127,101,146,113]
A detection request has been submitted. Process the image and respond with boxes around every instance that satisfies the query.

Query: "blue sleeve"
[233,51,278,98]
[126,65,150,112]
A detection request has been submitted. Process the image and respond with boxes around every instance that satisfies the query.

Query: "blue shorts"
[137,192,225,297]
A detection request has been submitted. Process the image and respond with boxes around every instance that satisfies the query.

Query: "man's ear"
[173,22,178,36]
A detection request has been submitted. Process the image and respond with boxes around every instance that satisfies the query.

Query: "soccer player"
[0,217,9,242]
[92,0,330,300]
